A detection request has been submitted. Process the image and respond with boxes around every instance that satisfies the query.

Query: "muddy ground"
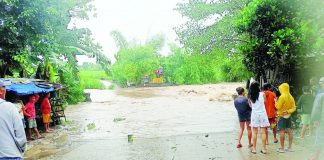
[24,82,319,160]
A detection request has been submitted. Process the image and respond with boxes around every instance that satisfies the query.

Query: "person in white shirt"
[0,80,27,160]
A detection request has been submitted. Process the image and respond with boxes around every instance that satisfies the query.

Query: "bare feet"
[45,130,52,133]
[36,134,44,139]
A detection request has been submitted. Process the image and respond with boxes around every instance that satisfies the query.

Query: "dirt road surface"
[24,83,319,160]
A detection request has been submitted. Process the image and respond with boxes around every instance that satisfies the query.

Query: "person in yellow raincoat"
[275,83,296,153]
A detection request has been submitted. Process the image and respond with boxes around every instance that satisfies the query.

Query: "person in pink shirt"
[23,95,41,140]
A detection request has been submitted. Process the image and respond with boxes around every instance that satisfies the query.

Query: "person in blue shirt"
[310,77,324,160]
[234,87,252,149]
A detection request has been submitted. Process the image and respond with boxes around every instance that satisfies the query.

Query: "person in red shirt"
[263,83,278,144]
[41,93,53,133]
[23,95,41,140]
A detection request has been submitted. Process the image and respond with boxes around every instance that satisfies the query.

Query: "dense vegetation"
[236,0,324,84]
[1,0,323,101]
[110,0,323,86]
[110,32,251,86]
[0,0,110,103]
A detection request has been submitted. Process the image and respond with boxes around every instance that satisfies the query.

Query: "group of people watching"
[234,77,324,159]
[0,80,53,160]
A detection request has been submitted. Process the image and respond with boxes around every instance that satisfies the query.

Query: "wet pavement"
[24,83,321,160]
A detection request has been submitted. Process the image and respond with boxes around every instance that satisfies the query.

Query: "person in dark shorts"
[234,87,252,148]
[275,83,296,153]
[297,86,315,139]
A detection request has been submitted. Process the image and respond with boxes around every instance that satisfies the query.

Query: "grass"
[86,122,96,130]
[113,117,126,122]
[79,70,110,89]
[61,119,75,126]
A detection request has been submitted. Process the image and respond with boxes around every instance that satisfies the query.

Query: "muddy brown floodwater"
[24,82,320,160]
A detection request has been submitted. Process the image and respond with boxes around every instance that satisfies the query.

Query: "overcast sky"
[75,0,185,65]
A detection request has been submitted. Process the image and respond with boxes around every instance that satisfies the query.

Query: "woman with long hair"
[248,81,270,154]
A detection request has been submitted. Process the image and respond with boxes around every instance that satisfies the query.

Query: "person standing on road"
[263,83,279,144]
[0,80,27,160]
[248,82,270,154]
[309,77,324,160]
[234,87,252,149]
[297,86,315,139]
[275,83,296,153]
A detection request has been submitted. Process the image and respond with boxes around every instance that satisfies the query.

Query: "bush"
[111,46,160,86]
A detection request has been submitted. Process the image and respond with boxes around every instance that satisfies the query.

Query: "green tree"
[236,0,322,83]
[0,0,110,104]
[111,32,164,86]
[175,0,247,53]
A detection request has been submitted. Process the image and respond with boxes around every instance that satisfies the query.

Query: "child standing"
[248,82,270,154]
[234,87,252,148]
[263,83,278,144]
[23,95,41,140]
[297,86,315,139]
[41,93,53,133]
[276,83,296,153]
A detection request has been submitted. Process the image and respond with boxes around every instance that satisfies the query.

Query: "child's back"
[234,96,251,122]
[298,93,315,114]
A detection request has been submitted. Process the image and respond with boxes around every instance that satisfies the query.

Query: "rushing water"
[24,83,318,160]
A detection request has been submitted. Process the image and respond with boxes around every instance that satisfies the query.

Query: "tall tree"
[0,0,111,103]
[0,0,110,77]
[236,0,321,83]
[175,0,247,54]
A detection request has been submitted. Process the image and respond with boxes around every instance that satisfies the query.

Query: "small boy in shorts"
[297,86,315,139]
[23,95,41,140]
[41,93,53,132]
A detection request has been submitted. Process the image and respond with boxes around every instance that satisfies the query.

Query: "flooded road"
[24,83,318,160]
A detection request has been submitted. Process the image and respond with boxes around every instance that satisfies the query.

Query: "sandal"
[27,137,35,141]
[261,150,267,154]
[251,150,257,154]
[236,144,242,148]
[274,140,278,143]
[277,148,285,153]
[248,144,253,148]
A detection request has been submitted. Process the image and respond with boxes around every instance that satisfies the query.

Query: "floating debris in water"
[113,117,126,122]
[86,123,96,130]
[127,134,133,143]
